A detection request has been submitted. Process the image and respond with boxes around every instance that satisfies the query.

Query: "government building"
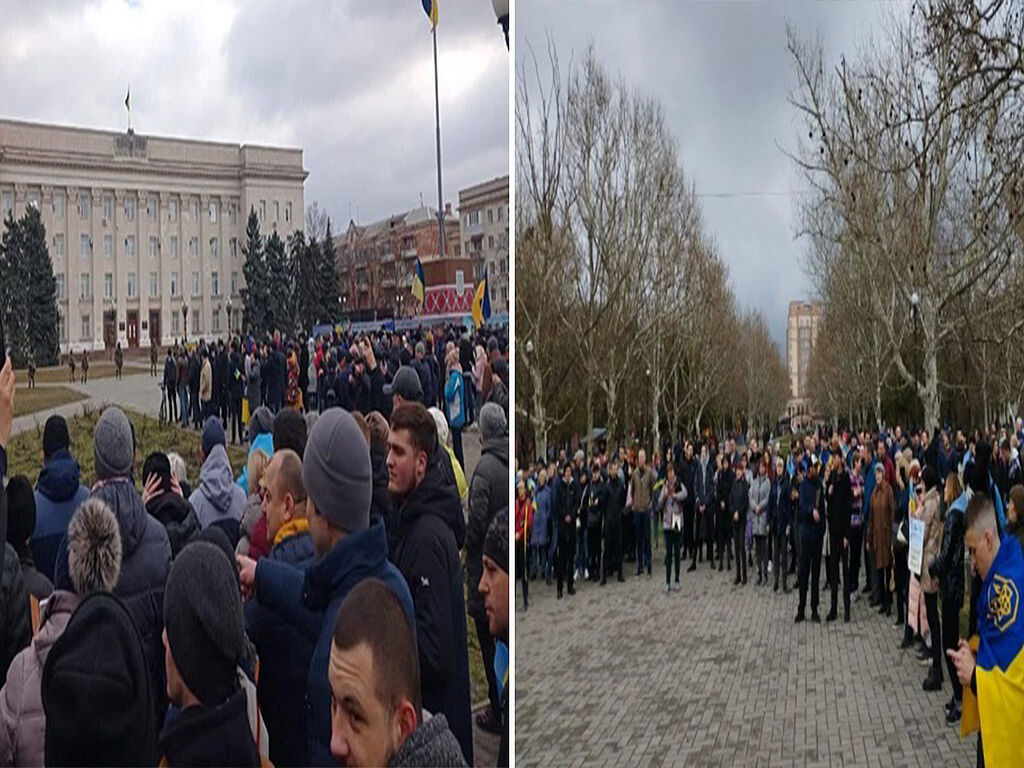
[786,299,821,425]
[0,118,306,353]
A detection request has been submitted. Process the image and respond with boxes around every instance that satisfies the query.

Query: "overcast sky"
[0,0,508,228]
[517,0,902,352]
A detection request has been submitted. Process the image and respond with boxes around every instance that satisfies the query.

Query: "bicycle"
[158,381,167,426]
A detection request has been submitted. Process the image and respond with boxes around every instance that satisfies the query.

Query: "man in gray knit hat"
[236,408,414,766]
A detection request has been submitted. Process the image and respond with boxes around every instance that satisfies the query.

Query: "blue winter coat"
[798,476,824,539]
[254,518,413,767]
[244,530,316,768]
[31,450,89,582]
[767,475,792,536]
[531,485,552,548]
[236,432,275,492]
[444,368,466,428]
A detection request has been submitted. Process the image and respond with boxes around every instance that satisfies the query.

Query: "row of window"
[464,205,506,229]
[53,234,239,260]
[66,307,236,342]
[58,270,239,301]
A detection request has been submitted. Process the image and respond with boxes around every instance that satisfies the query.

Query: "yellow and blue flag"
[973,534,1024,765]
[472,268,491,328]
[421,0,438,28]
[411,258,425,305]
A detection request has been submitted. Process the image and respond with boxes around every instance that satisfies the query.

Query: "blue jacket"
[254,518,413,767]
[444,368,466,428]
[236,432,275,492]
[531,485,552,548]
[767,475,792,536]
[798,476,824,538]
[244,530,316,768]
[31,450,89,582]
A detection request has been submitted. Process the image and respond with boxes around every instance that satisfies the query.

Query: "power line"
[695,190,814,199]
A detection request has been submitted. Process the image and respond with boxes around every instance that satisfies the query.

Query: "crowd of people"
[516,423,1024,766]
[0,318,512,767]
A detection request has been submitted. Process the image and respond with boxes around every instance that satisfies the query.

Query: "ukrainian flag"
[421,0,438,28]
[472,268,491,328]
[411,258,425,305]
[972,534,1024,765]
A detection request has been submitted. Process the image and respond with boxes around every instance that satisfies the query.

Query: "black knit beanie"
[483,511,509,574]
[5,475,36,550]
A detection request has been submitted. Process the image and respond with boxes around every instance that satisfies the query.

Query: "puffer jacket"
[748,475,771,537]
[531,484,552,548]
[145,491,200,559]
[0,590,79,767]
[729,473,750,523]
[466,436,509,622]
[929,490,966,605]
[190,445,247,530]
[917,486,943,594]
[31,449,90,582]
[386,713,467,768]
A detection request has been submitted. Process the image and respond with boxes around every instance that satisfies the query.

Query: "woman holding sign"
[918,465,945,692]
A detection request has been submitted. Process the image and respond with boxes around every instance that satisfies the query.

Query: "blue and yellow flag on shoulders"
[472,268,491,328]
[411,259,425,305]
[972,534,1024,765]
[421,0,438,28]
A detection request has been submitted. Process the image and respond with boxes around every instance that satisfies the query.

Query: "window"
[60,315,68,343]
[81,314,90,341]
[150,237,159,259]
[230,237,238,259]
[2,191,13,217]
[192,309,200,334]
[127,272,137,298]
[149,272,158,297]
[488,208,493,225]
[80,234,91,258]
[189,238,198,258]
[126,236,135,257]
[104,273,113,299]
[192,198,199,220]
[78,192,91,219]
[497,206,503,222]
[192,271,200,297]
[488,235,494,250]
[170,271,179,297]
[54,234,65,258]
[56,274,65,300]
[148,196,158,221]
[259,200,266,221]
[53,192,65,219]
[209,200,217,223]
[170,236,178,258]
[103,235,112,257]
[212,308,220,333]
[125,197,135,221]
[172,312,180,334]
[285,202,292,223]
[211,271,219,296]
[210,237,218,259]
[169,199,178,222]
[230,271,238,296]
[273,200,279,223]
[28,193,39,211]
[80,273,90,299]
[229,202,238,225]
[468,211,480,227]
[102,195,112,221]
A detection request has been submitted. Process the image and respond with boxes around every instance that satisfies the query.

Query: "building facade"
[335,205,462,320]
[0,118,306,352]
[786,300,821,421]
[458,175,508,313]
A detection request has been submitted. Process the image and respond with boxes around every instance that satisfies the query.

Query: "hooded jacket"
[392,466,474,766]
[190,444,247,531]
[387,712,467,768]
[466,436,508,621]
[145,491,201,559]
[748,474,771,537]
[31,450,90,582]
[254,518,413,767]
[0,590,79,767]
[158,684,260,767]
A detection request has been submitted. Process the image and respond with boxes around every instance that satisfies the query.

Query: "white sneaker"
[584,569,590,580]
[664,584,671,593]
[768,561,773,574]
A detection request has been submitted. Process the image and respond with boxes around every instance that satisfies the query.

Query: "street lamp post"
[226,298,232,337]
[182,301,189,344]
[490,0,509,48]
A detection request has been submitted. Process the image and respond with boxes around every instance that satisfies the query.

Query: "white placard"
[908,518,925,576]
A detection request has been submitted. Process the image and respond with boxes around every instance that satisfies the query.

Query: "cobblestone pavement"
[515,552,975,768]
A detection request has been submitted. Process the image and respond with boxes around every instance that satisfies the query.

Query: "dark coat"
[245,530,316,768]
[0,542,30,684]
[798,476,825,539]
[158,685,259,767]
[929,493,966,606]
[728,473,749,523]
[163,355,177,388]
[189,353,201,393]
[678,457,697,512]
[31,450,90,582]
[370,444,397,556]
[715,470,733,536]
[263,349,286,408]
[555,476,579,543]
[692,458,715,511]
[767,474,792,536]
[466,436,508,621]
[392,468,474,766]
[145,490,201,559]
[825,466,852,540]
[255,518,413,767]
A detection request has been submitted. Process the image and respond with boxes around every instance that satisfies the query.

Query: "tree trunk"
[530,361,548,463]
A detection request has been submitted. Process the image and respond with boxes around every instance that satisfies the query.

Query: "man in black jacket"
[211,341,224,425]
[188,347,202,429]
[692,444,716,568]
[679,442,698,571]
[585,462,607,582]
[163,349,178,423]
[928,490,966,723]
[824,448,853,622]
[387,403,473,765]
[729,460,750,585]
[555,462,579,598]
[602,457,626,585]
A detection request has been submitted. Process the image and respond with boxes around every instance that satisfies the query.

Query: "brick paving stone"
[514,560,975,767]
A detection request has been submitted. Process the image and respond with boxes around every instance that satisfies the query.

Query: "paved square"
[515,556,975,767]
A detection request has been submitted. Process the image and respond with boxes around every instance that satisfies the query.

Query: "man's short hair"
[965,492,999,536]
[390,403,437,459]
[333,579,421,719]
[272,449,306,506]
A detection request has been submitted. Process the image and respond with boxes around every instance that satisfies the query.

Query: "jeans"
[516,541,529,609]
[652,512,661,551]
[847,525,863,590]
[828,531,850,617]
[664,528,682,585]
[634,509,652,574]
[547,536,558,581]
[773,530,789,589]
[732,517,747,582]
[924,591,942,676]
[587,524,602,579]
[166,384,178,422]
[179,387,189,426]
[754,535,768,582]
[530,544,548,581]
[942,595,963,700]
[576,525,588,575]
[556,536,575,595]
[798,534,823,615]
[876,567,892,611]
[452,427,464,470]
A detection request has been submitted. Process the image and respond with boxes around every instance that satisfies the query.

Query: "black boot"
[687,561,697,572]
[922,668,942,692]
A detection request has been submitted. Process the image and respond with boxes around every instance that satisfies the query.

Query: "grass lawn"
[15,360,144,386]
[13,386,87,418]
[6,405,248,488]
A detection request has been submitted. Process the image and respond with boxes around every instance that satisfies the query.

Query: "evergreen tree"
[0,208,59,366]
[263,230,290,334]
[240,207,270,337]
[319,218,340,322]
[289,229,318,332]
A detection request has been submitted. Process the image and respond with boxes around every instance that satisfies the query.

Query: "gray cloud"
[0,0,508,228]
[517,0,894,351]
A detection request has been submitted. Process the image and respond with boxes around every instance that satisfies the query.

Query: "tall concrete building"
[0,118,306,352]
[458,175,508,313]
[786,300,821,420]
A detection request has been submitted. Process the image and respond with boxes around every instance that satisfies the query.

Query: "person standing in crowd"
[919,465,945,692]
[229,345,245,445]
[531,468,552,585]
[30,415,90,582]
[749,458,771,587]
[200,347,213,420]
[585,462,606,584]
[931,473,966,723]
[247,344,264,416]
[847,454,865,600]
[480,512,510,767]
[237,408,414,766]
[189,417,247,546]
[630,449,654,578]
[141,452,200,559]
[6,476,53,602]
[692,443,715,569]
[1009,484,1024,552]
[768,455,791,592]
[386,403,473,765]
[824,448,853,622]
[114,341,123,380]
[678,442,697,571]
[444,346,466,469]
[866,462,894,617]
[189,345,202,428]
[603,456,626,584]
[67,351,75,383]
[729,458,750,586]
[177,347,190,428]
[263,339,285,414]
[659,463,686,593]
[515,481,532,608]
[796,455,824,623]
[164,347,178,424]
[555,462,578,598]
[716,453,734,573]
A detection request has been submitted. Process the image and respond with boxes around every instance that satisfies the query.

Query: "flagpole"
[432,23,445,318]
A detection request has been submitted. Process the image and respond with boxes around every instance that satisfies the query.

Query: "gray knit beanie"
[302,409,372,532]
[480,402,507,441]
[94,407,134,480]
[163,542,245,706]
